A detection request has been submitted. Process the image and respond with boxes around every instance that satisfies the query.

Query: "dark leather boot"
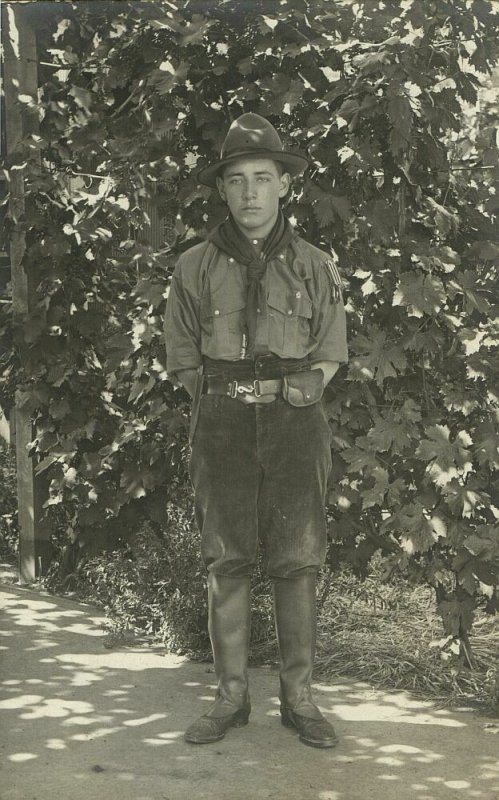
[184,574,251,744]
[273,573,338,748]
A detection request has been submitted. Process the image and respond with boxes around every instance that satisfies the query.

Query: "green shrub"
[46,499,275,657]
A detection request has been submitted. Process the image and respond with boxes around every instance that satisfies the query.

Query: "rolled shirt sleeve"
[309,261,348,365]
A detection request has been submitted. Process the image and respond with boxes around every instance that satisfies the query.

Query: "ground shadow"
[1,583,498,800]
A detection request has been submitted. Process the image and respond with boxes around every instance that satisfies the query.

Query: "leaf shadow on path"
[1,583,498,800]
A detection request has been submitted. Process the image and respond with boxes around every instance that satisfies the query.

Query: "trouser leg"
[273,572,338,748]
[189,396,259,577]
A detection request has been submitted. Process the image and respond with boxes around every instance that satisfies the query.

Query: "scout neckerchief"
[208,211,296,356]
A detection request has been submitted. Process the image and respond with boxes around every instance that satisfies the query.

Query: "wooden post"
[3,4,50,582]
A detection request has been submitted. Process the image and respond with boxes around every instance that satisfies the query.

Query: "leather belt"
[205,377,283,399]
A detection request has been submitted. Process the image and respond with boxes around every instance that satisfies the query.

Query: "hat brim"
[197,150,310,188]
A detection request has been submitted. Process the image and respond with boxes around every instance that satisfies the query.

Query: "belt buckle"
[229,380,254,398]
[237,382,254,395]
[229,380,259,398]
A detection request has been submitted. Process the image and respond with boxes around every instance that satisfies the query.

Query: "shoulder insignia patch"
[323,259,343,303]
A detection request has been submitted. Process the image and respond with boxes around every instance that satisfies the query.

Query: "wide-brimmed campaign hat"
[197,113,310,188]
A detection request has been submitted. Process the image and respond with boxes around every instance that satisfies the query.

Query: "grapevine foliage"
[2,0,498,662]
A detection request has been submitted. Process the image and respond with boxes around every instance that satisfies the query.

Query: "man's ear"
[216,176,226,202]
[279,172,291,198]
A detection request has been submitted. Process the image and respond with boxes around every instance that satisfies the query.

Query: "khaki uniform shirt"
[164,234,348,379]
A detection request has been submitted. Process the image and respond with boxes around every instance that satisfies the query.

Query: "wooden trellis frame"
[3,3,51,582]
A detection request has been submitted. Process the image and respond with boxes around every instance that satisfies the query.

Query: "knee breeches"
[189,396,332,578]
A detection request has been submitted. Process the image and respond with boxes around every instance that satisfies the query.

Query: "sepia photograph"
[1,1,498,798]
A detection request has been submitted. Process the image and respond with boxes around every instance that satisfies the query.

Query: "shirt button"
[257,308,261,313]
[295,291,301,298]
[279,254,285,260]
[252,239,258,245]
[287,309,293,315]
[214,309,220,316]
[228,257,234,263]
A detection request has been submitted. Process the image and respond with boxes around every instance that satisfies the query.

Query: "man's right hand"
[176,369,199,399]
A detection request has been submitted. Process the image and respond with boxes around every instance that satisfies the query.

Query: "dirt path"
[1,579,498,800]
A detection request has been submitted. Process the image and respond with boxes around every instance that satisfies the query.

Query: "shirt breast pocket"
[200,291,246,359]
[267,286,313,358]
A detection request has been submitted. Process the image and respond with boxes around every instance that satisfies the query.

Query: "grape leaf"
[441,479,490,518]
[383,502,447,554]
[342,436,380,474]
[393,272,446,318]
[416,425,473,487]
[361,466,389,509]
[474,418,499,469]
[309,186,351,227]
[348,329,407,385]
[463,526,499,565]
[437,595,475,637]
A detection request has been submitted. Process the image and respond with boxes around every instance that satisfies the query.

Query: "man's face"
[216,158,290,239]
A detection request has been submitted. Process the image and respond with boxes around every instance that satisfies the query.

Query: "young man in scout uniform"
[164,113,348,748]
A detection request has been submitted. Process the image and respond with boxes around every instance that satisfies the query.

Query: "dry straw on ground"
[315,577,498,712]
[252,572,499,713]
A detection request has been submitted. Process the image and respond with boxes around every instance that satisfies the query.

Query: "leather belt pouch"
[282,369,324,407]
